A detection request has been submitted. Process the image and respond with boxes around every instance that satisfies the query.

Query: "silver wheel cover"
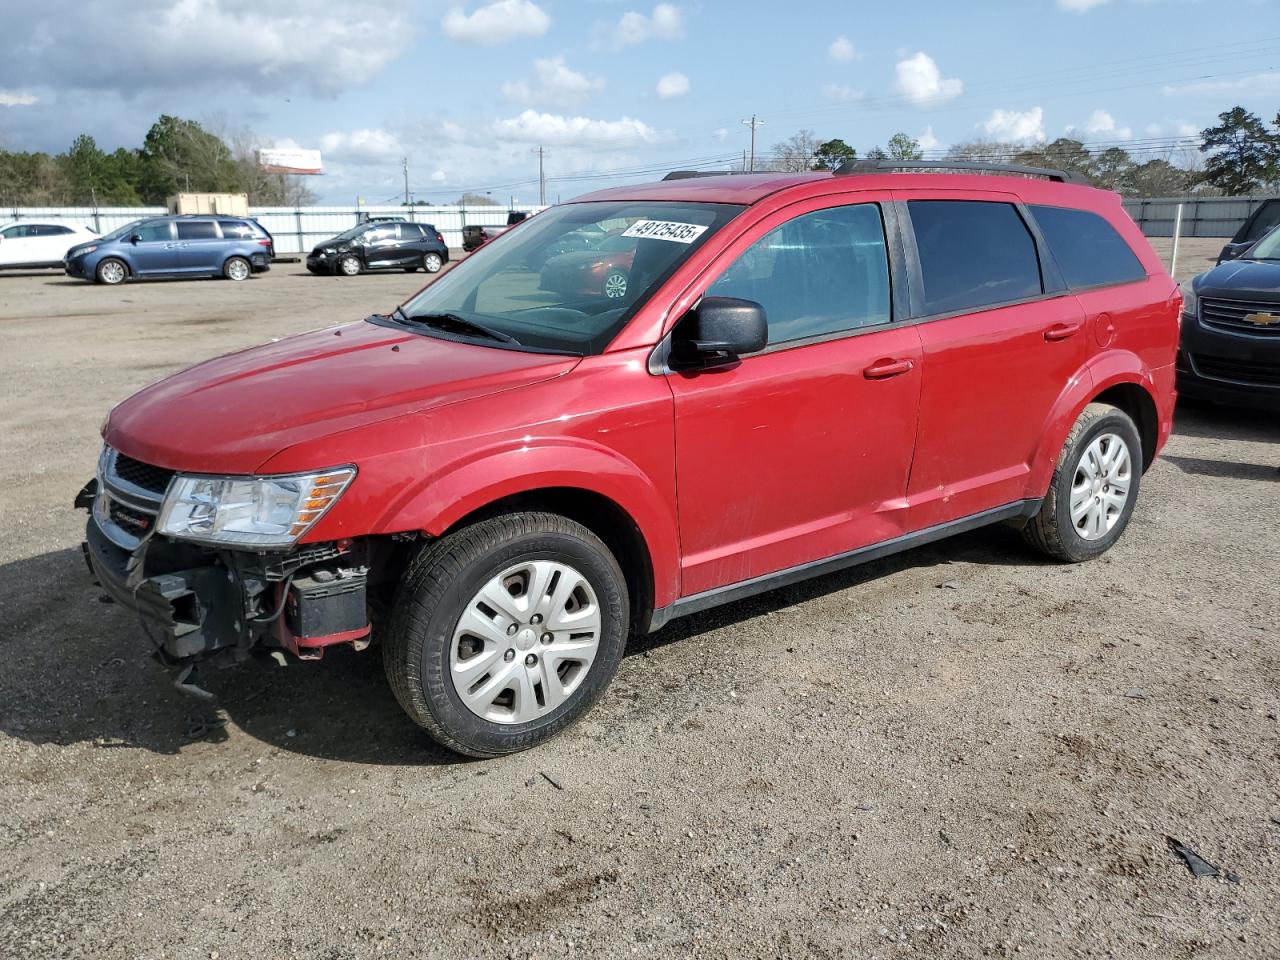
[227,258,249,280]
[424,253,442,272]
[100,261,125,284]
[1070,432,1132,541]
[450,560,601,724]
[603,272,627,299]
[340,256,360,275]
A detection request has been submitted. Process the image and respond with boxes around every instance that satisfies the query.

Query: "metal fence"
[1,204,547,253]
[1121,196,1273,238]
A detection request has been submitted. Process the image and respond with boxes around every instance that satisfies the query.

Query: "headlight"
[1180,282,1198,318]
[157,467,355,547]
[78,244,99,256]
[321,247,334,256]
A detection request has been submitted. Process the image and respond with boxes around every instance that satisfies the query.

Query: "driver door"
[666,197,923,596]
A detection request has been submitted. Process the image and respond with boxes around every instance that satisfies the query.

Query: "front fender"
[1026,350,1159,495]
[375,438,681,609]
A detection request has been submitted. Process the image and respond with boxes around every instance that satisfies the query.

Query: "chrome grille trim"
[94,447,170,550]
[1199,297,1280,337]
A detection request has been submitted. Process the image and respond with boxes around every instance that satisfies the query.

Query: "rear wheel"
[423,252,444,274]
[1023,402,1142,562]
[96,258,127,285]
[383,512,629,757]
[223,256,251,281]
[338,254,362,276]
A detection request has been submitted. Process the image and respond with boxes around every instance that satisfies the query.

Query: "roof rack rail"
[832,159,1090,185]
[662,170,740,180]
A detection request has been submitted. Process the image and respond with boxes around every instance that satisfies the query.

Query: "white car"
[0,220,99,270]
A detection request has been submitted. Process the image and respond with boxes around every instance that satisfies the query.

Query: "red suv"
[79,161,1179,757]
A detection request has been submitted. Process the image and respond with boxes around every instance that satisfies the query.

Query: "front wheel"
[1023,402,1142,562]
[96,258,128,285]
[383,512,629,757]
[338,254,362,277]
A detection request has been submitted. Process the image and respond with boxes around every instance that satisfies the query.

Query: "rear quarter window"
[1030,205,1145,289]
[176,221,219,240]
[218,220,256,239]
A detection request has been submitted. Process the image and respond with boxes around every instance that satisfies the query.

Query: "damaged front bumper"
[77,473,373,682]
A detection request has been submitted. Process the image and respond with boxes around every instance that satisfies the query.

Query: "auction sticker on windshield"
[622,220,709,243]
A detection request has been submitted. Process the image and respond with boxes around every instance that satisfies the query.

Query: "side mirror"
[671,296,768,368]
[130,234,142,244]
[1217,241,1250,264]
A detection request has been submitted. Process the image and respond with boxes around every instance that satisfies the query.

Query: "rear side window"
[176,221,219,240]
[908,201,1042,315]
[1031,205,1145,289]
[218,220,255,238]
[1244,201,1280,243]
[707,203,891,345]
[34,224,74,236]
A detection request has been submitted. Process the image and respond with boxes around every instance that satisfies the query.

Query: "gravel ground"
[2,239,1278,959]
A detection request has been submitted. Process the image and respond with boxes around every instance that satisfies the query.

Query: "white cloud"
[981,107,1046,143]
[611,3,684,46]
[712,128,729,142]
[895,52,963,106]
[0,2,417,96]
[1082,109,1132,140]
[822,83,863,103]
[656,72,689,98]
[430,169,447,183]
[0,90,38,106]
[1178,122,1199,137]
[318,128,403,163]
[828,35,856,62]
[1058,0,1109,10]
[917,126,941,151]
[1162,72,1280,96]
[492,110,671,147]
[502,57,602,107]
[442,0,550,45]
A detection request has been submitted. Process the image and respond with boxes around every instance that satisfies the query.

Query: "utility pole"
[741,116,763,172]
[402,157,410,207]
[531,146,547,205]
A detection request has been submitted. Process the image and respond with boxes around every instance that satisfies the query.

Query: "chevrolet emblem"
[1244,312,1278,326]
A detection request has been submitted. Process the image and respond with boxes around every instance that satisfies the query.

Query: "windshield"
[1247,224,1280,260]
[101,220,144,242]
[394,200,744,354]
[332,224,374,242]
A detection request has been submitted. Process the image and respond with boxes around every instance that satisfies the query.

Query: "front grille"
[109,499,155,537]
[1193,354,1280,387]
[1200,298,1280,337]
[112,451,175,495]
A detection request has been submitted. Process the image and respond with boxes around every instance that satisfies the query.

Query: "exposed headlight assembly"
[157,467,355,548]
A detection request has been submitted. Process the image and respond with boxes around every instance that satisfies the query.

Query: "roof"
[571,169,1104,207]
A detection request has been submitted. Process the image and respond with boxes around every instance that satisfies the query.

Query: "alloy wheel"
[449,560,601,724]
[603,272,628,299]
[1070,432,1132,541]
[99,261,126,284]
[424,253,443,273]
[226,258,250,281]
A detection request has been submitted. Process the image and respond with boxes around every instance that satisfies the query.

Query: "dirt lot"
[2,239,1278,959]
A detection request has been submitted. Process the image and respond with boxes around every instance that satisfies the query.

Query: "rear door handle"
[1044,322,1082,342]
[863,358,915,379]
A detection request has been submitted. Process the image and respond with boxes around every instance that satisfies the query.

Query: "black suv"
[307,220,449,276]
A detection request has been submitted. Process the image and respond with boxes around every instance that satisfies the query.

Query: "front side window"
[909,201,1043,315]
[176,221,219,240]
[707,204,891,345]
[1031,205,1145,289]
[396,200,743,354]
[135,221,173,243]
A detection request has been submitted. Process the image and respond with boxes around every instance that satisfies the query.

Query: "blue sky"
[1,0,1277,204]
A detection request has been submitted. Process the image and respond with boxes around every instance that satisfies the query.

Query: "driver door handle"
[863,358,915,379]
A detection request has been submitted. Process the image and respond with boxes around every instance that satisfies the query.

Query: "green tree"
[61,135,141,205]
[812,138,856,171]
[1199,106,1279,195]
[886,133,923,161]
[1124,159,1190,198]
[1015,138,1097,182]
[1091,146,1135,192]
[139,115,237,203]
[864,146,888,161]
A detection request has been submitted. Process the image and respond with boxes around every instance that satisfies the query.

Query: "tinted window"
[218,220,255,238]
[176,221,219,240]
[1245,201,1280,242]
[135,221,173,242]
[707,204,891,345]
[1031,205,1145,289]
[33,224,74,236]
[365,225,397,242]
[1,224,34,238]
[909,201,1042,315]
[401,223,426,238]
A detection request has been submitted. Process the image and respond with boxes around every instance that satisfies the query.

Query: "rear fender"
[375,439,680,608]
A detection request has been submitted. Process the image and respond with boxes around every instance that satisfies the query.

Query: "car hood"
[313,235,356,252]
[1192,259,1280,301]
[105,319,579,474]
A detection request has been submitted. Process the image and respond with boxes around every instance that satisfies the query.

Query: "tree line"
[0,115,316,207]
[758,105,1280,197]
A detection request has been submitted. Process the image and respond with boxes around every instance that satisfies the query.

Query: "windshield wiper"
[393,307,519,344]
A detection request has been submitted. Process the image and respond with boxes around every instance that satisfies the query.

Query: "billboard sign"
[258,148,323,175]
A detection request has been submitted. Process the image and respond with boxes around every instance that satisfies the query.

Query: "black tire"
[383,512,629,758]
[1023,402,1143,563]
[223,256,251,281]
[338,254,362,277]
[95,258,128,285]
[403,265,420,273]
